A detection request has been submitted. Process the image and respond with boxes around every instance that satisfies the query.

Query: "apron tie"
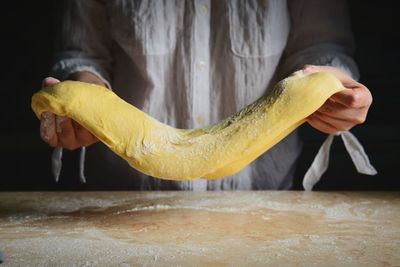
[51,147,86,183]
[303,131,377,191]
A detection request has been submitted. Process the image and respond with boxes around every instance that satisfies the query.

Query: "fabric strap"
[51,147,63,183]
[51,147,86,183]
[303,131,377,191]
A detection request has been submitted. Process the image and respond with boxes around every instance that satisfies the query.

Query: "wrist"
[67,71,106,87]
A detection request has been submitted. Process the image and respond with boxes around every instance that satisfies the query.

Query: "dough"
[31,71,343,180]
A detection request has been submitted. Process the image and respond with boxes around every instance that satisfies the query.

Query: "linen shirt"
[51,0,359,190]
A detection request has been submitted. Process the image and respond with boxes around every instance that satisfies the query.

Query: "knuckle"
[365,93,373,108]
[368,92,373,105]
[353,115,366,124]
[347,93,359,108]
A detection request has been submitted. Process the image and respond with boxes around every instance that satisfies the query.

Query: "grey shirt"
[51,0,359,190]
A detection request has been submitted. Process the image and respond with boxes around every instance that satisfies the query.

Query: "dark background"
[0,1,399,191]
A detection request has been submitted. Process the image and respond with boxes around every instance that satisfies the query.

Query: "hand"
[40,76,99,150]
[304,65,373,134]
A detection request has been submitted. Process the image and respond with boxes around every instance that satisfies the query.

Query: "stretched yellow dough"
[31,71,344,180]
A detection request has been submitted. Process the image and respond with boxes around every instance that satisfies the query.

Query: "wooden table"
[0,191,399,266]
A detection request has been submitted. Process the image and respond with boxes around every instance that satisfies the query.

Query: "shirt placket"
[191,0,211,191]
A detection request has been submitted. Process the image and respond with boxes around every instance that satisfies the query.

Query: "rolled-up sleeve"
[279,0,359,80]
[51,0,113,88]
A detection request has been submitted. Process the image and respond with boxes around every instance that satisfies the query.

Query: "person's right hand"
[40,77,99,150]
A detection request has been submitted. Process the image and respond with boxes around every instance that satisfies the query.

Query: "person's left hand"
[304,65,373,134]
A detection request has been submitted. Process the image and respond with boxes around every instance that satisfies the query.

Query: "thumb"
[42,77,60,87]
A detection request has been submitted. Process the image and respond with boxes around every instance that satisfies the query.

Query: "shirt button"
[200,5,208,16]
[197,60,206,69]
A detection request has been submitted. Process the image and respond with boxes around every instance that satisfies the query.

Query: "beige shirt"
[51,0,359,190]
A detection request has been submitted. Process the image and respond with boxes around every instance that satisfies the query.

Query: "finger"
[42,77,60,87]
[317,99,366,124]
[303,65,373,109]
[56,117,80,150]
[40,112,58,147]
[307,114,340,134]
[318,98,345,114]
[72,120,98,146]
[313,111,355,132]
[330,86,372,108]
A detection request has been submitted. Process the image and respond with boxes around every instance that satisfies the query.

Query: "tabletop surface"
[0,191,399,266]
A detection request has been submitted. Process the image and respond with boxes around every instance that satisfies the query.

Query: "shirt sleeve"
[278,0,359,80]
[50,0,113,88]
